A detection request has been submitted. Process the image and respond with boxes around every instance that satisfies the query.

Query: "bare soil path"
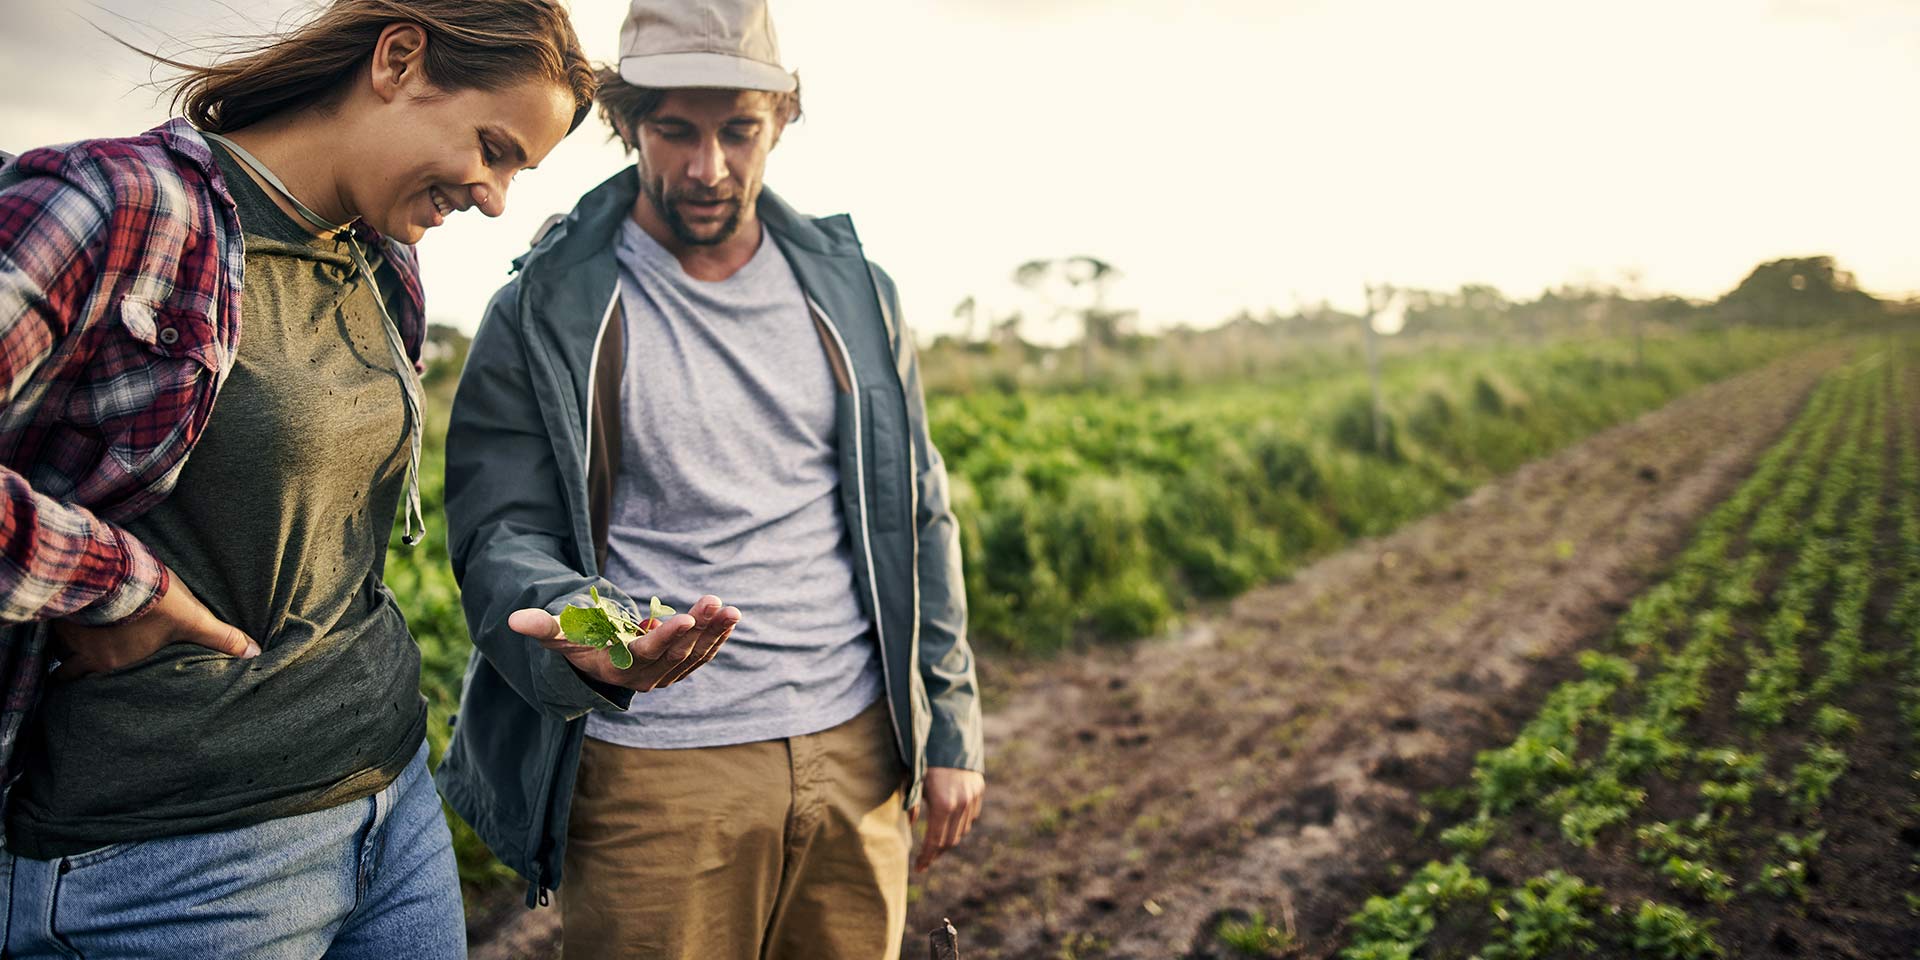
[471,350,1837,959]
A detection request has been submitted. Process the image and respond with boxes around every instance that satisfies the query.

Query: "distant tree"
[1011,255,1135,382]
[1717,255,1881,325]
[953,295,979,342]
[992,310,1027,347]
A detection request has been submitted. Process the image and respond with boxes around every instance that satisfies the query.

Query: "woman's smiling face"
[343,24,576,242]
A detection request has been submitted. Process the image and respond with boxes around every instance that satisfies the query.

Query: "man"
[433,0,986,956]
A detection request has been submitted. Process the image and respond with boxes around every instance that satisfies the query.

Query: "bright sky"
[4,0,1917,343]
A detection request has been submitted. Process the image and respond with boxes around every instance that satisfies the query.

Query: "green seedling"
[1631,901,1722,959]
[1698,780,1753,816]
[1439,815,1494,854]
[1810,704,1859,739]
[558,588,676,669]
[1775,829,1825,860]
[1785,744,1848,813]
[1636,821,1708,865]
[1342,859,1491,958]
[1216,911,1294,957]
[1747,859,1808,901]
[1660,857,1735,904]
[1605,719,1687,778]
[1486,871,1601,960]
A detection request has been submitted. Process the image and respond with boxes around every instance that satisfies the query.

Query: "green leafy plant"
[1636,821,1709,865]
[1810,704,1859,739]
[1604,718,1687,778]
[1439,815,1494,854]
[1659,857,1736,904]
[1785,743,1848,813]
[1630,901,1723,959]
[558,587,674,669]
[1776,829,1825,860]
[1747,858,1808,900]
[1343,859,1491,958]
[1216,911,1294,957]
[1557,793,1640,848]
[1484,871,1600,959]
[1697,779,1753,817]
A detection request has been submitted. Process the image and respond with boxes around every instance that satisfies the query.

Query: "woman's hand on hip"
[51,570,261,679]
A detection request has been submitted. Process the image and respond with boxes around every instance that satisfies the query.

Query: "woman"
[0,2,595,955]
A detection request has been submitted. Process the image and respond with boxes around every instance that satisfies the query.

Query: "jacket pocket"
[863,386,908,534]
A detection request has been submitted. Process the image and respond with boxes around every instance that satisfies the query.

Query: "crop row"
[1891,353,1920,908]
[1337,349,1905,959]
[937,330,1805,651]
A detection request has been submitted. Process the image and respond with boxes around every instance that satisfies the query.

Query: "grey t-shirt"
[585,217,880,749]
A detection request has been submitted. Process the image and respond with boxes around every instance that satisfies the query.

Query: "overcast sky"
[5,0,1917,342]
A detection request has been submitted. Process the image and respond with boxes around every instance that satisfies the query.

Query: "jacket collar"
[154,118,230,205]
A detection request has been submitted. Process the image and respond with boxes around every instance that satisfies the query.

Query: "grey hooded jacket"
[432,167,983,907]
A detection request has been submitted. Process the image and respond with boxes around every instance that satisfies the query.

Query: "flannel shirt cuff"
[69,531,170,627]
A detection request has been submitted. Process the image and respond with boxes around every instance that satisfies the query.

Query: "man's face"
[632,88,784,247]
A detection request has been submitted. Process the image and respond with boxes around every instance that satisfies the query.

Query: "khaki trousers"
[560,700,911,960]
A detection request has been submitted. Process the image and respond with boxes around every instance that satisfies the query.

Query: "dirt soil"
[469,350,1840,960]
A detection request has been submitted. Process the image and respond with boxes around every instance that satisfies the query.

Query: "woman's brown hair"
[137,0,597,134]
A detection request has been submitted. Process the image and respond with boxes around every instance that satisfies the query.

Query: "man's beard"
[641,176,742,247]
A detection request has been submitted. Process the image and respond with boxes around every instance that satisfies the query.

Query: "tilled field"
[904,349,1842,958]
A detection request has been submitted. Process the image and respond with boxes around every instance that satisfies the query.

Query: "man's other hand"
[911,767,985,872]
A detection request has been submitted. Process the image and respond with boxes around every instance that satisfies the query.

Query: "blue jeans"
[1,740,464,959]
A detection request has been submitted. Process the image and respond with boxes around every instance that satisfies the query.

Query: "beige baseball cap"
[618,0,798,93]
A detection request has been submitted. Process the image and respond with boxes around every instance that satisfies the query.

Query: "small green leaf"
[558,605,617,646]
[650,596,676,620]
[561,590,651,662]
[595,594,638,631]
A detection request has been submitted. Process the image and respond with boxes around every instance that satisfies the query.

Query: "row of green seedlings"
[1601,362,1883,921]
[1648,357,1889,909]
[1465,365,1859,843]
[1596,362,1884,915]
[1338,361,1871,960]
[1887,350,1920,922]
[1330,377,1837,960]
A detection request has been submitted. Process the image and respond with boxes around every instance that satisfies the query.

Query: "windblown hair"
[592,66,803,155]
[133,0,597,134]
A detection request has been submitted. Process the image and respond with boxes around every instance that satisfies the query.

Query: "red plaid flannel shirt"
[0,119,424,770]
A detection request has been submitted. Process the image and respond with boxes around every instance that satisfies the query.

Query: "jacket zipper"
[807,294,908,768]
[528,281,623,911]
[583,283,620,477]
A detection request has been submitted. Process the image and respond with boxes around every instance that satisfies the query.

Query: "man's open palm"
[509,594,739,692]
